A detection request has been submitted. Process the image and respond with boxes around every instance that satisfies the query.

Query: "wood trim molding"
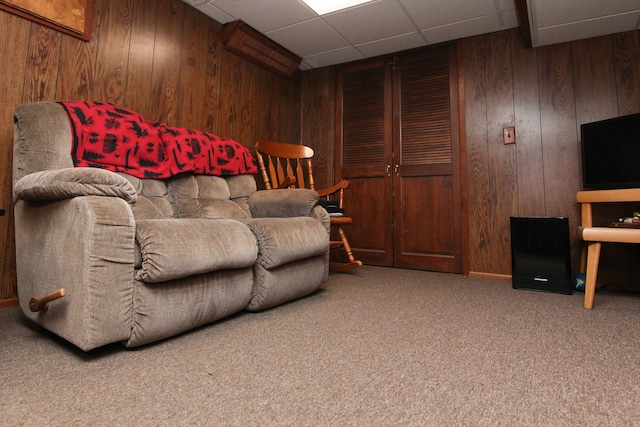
[468,272,512,281]
[456,40,470,276]
[0,298,19,309]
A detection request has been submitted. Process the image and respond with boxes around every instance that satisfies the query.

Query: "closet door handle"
[394,164,399,175]
[386,165,391,176]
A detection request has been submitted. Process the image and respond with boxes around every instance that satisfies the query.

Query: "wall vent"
[222,20,301,78]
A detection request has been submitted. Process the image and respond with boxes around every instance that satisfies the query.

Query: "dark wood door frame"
[456,41,470,276]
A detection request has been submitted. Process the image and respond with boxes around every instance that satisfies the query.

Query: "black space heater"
[510,216,572,294]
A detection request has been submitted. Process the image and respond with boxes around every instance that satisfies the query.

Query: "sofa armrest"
[15,196,136,351]
[248,188,319,218]
[13,168,137,204]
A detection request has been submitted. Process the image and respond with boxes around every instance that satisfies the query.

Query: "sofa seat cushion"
[135,218,258,283]
[243,217,329,269]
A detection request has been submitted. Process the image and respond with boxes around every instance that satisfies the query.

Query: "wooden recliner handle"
[29,288,66,312]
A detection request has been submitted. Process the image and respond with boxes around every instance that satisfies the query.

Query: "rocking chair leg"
[338,226,357,264]
[329,226,363,272]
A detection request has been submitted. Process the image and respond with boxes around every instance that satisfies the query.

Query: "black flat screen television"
[581,112,640,190]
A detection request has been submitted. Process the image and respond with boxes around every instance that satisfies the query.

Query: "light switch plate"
[503,127,516,144]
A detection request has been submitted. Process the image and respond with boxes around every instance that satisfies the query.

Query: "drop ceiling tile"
[496,0,516,11]
[399,0,498,29]
[298,61,313,71]
[194,2,234,24]
[501,9,519,28]
[302,46,365,69]
[535,12,640,46]
[208,0,317,32]
[322,0,416,45]
[356,31,427,57]
[531,0,640,27]
[421,14,502,44]
[266,18,349,57]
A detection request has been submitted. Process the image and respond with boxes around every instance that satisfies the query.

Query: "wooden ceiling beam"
[514,0,533,48]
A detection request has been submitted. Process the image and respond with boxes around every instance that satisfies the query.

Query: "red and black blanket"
[59,101,257,179]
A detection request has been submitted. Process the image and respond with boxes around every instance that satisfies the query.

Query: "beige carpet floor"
[1,265,640,426]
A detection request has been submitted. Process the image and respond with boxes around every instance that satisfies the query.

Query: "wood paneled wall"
[300,67,336,190]
[463,28,640,278]
[0,0,300,299]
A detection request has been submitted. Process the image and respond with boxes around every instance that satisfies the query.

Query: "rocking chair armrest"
[316,180,349,198]
[248,188,320,218]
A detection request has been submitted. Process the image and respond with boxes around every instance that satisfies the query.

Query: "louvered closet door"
[337,59,394,266]
[337,44,462,272]
[393,46,462,272]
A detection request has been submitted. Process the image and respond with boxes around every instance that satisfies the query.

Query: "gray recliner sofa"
[12,102,330,351]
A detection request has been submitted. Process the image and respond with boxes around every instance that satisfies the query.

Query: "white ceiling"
[527,0,640,47]
[183,0,640,70]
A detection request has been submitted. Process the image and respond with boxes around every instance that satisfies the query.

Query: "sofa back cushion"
[227,174,257,216]
[13,102,75,185]
[118,173,173,219]
[167,174,256,219]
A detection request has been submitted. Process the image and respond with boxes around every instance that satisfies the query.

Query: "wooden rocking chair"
[255,140,363,272]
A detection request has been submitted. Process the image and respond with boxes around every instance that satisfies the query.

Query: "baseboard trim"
[468,271,511,281]
[0,298,19,309]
